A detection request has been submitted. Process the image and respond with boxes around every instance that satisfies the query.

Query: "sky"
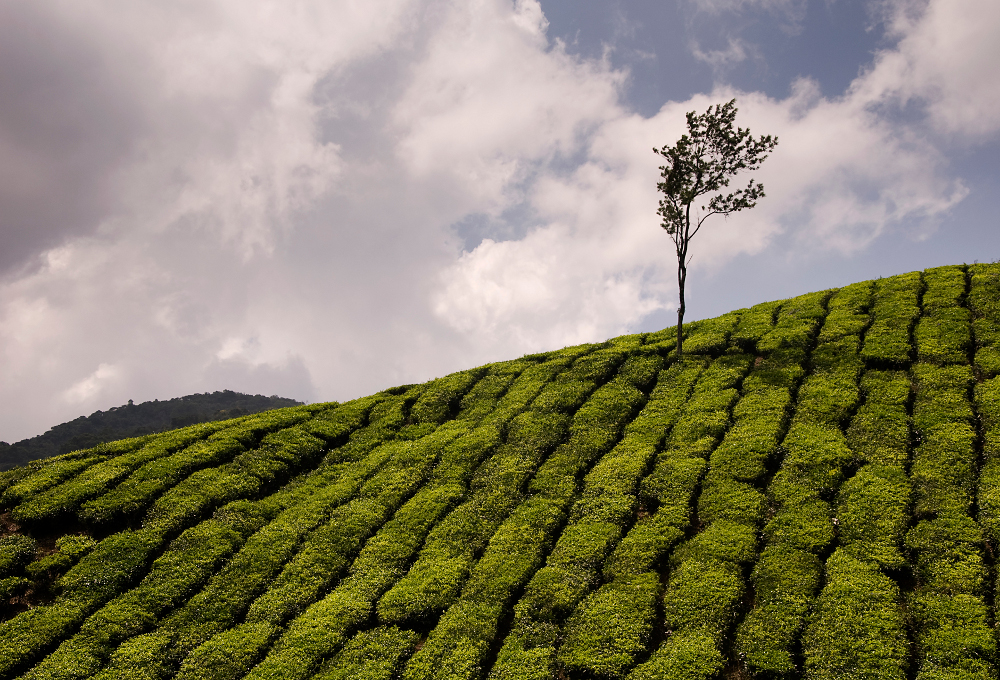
[1,0,998,442]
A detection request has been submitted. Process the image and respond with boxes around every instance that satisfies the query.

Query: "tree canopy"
[655,98,778,355]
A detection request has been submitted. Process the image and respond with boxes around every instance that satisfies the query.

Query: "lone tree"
[655,99,778,356]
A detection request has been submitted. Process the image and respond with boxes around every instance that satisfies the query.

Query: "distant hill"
[0,391,302,470]
[1,264,998,680]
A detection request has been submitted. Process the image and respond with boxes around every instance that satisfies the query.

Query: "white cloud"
[391,0,625,209]
[63,363,121,405]
[0,0,997,443]
[431,46,970,342]
[856,0,1000,140]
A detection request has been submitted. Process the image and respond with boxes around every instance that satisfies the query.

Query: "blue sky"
[543,0,1000,324]
[0,0,998,441]
[545,0,887,108]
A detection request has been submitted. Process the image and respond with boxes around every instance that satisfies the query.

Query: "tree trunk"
[676,257,686,357]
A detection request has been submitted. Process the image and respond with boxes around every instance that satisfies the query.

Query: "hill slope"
[1,263,998,680]
[0,392,304,471]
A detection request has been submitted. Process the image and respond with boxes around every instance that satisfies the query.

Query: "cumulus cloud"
[857,0,1000,140]
[0,0,996,442]
[432,3,976,345]
[63,363,122,405]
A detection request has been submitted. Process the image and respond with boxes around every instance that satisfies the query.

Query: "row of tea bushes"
[10,421,238,524]
[737,283,869,675]
[861,272,922,365]
[10,388,428,677]
[397,353,661,679]
[376,348,617,628]
[210,356,584,680]
[907,267,994,679]
[798,275,916,679]
[970,263,1000,377]
[626,293,827,680]
[556,347,756,677]
[77,374,506,680]
[976,265,1000,646]
[487,354,697,678]
[4,263,999,680]
[80,353,566,680]
[0,403,360,678]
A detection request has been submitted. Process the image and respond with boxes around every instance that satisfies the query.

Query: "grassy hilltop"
[1,263,999,680]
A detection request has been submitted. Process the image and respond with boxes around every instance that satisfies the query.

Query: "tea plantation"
[1,263,999,680]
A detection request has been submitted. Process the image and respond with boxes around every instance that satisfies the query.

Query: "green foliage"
[915,267,971,363]
[795,370,859,426]
[0,534,37,577]
[86,410,440,680]
[314,627,419,680]
[907,351,992,680]
[846,370,910,467]
[2,456,108,507]
[836,464,910,568]
[662,557,743,641]
[916,308,972,365]
[627,630,724,680]
[78,408,315,524]
[907,516,986,597]
[681,313,739,355]
[708,387,788,482]
[911,423,976,518]
[246,429,463,629]
[377,418,564,625]
[970,264,1000,378]
[731,300,781,347]
[770,421,853,501]
[234,428,501,680]
[912,364,974,434]
[810,334,863,373]
[697,476,765,525]
[763,497,835,553]
[908,354,987,680]
[968,263,1000,318]
[11,423,230,523]
[670,520,757,566]
[623,360,704,444]
[977,459,1000,543]
[401,497,565,679]
[0,576,30,599]
[25,535,96,581]
[861,271,921,364]
[803,550,909,680]
[174,621,277,680]
[976,377,1000,458]
[557,573,659,677]
[922,266,966,310]
[757,290,829,352]
[910,594,995,670]
[410,369,487,424]
[817,281,873,343]
[736,546,822,674]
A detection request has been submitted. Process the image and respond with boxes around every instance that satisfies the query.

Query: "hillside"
[0,392,303,471]
[0,263,998,680]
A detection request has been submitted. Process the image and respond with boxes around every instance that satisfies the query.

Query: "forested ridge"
[0,392,303,471]
[1,263,998,680]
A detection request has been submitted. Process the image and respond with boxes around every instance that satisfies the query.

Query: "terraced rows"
[1,263,999,679]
